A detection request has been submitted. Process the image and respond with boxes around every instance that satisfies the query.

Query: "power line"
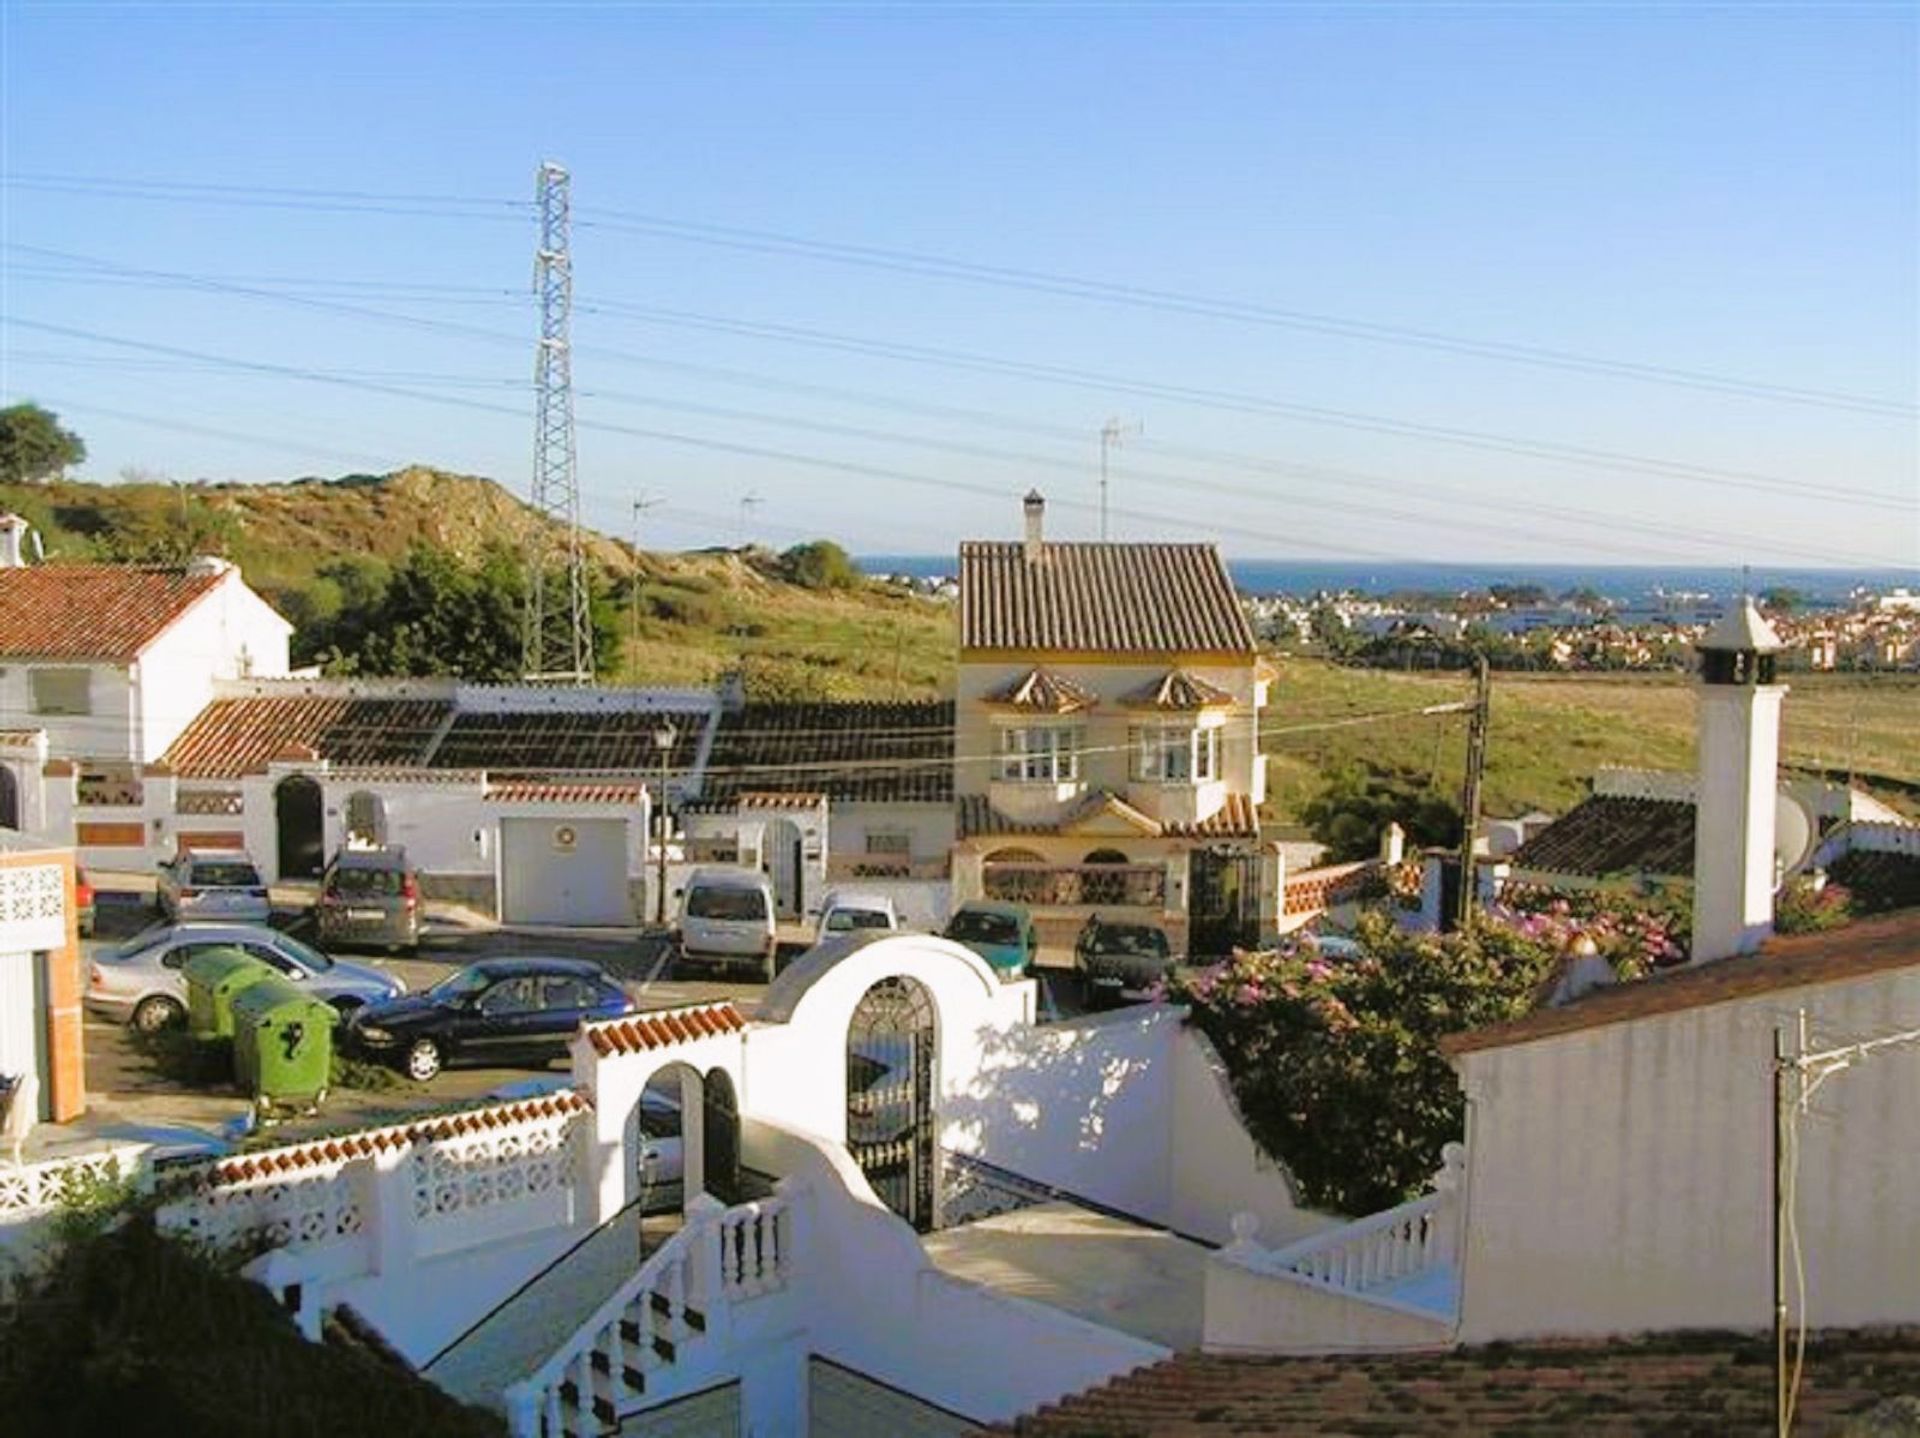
[9,171,1905,416]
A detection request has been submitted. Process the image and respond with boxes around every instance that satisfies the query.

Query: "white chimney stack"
[1022,490,1046,563]
[1690,597,1786,964]
[1380,821,1406,866]
[0,514,28,569]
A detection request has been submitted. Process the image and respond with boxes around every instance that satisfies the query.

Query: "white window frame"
[1130,724,1218,784]
[996,724,1083,783]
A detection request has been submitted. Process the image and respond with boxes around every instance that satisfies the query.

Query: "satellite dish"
[1773,792,1815,883]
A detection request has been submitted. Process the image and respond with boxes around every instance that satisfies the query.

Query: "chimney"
[1380,821,1405,866]
[1022,490,1046,563]
[0,514,28,569]
[1690,596,1786,963]
[186,555,234,579]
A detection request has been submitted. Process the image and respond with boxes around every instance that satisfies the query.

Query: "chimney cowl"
[186,555,234,579]
[1022,490,1045,563]
[0,513,28,570]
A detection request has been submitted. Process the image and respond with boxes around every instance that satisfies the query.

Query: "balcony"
[982,862,1167,910]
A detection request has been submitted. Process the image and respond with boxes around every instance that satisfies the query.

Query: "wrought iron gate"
[846,976,936,1231]
[1189,847,1262,957]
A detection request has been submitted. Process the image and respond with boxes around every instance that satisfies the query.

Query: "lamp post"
[653,722,677,925]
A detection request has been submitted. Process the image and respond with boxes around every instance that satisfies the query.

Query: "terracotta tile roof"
[958,790,1257,841]
[486,779,644,805]
[959,541,1255,655]
[1117,669,1237,711]
[431,708,708,773]
[1507,795,1696,879]
[701,701,954,806]
[162,695,451,778]
[582,1000,748,1056]
[738,791,828,809]
[1445,908,1920,1056]
[0,562,230,661]
[982,668,1100,714]
[1004,1327,1920,1435]
[1831,847,1920,915]
[200,1091,590,1186]
[0,729,42,746]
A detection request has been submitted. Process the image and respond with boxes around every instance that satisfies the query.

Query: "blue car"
[344,956,634,1082]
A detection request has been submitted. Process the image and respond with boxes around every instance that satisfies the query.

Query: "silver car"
[156,849,272,924]
[87,921,406,1034]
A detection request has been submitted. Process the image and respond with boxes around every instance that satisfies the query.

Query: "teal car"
[943,901,1038,978]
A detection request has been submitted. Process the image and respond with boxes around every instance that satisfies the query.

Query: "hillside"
[0,468,954,701]
[1261,658,1920,831]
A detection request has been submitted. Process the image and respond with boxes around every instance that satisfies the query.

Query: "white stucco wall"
[827,801,957,866]
[1454,963,1920,1342]
[946,1002,1332,1248]
[0,663,137,762]
[133,572,292,762]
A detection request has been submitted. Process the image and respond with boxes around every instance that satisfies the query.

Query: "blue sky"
[1,2,1914,568]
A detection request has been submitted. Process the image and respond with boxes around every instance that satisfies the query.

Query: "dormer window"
[1131,724,1217,783]
[997,724,1082,783]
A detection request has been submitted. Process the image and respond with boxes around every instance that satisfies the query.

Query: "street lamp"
[653,722,677,925]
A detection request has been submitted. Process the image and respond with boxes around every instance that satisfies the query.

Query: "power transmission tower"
[1098,417,1141,541]
[522,160,595,685]
[1455,655,1492,932]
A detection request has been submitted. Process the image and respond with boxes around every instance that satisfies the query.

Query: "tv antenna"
[1098,417,1142,541]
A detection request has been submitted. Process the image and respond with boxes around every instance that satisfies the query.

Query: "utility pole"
[1098,417,1141,541]
[522,160,595,685]
[629,495,662,681]
[739,492,762,550]
[1772,1022,1791,1438]
[1455,655,1492,932]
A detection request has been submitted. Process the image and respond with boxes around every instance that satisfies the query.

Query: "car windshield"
[329,867,404,897]
[1089,925,1168,958]
[269,932,335,973]
[687,887,767,921]
[430,967,496,1001]
[191,861,261,888]
[826,908,890,932]
[947,911,1019,945]
[111,922,174,960]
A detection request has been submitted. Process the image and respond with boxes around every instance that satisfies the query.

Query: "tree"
[0,402,86,484]
[1760,586,1808,615]
[779,539,860,591]
[1301,763,1461,861]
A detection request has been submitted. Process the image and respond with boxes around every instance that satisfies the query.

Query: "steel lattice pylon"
[522,160,595,685]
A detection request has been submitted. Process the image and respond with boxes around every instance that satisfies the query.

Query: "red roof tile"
[1116,669,1237,711]
[982,668,1101,715]
[163,694,452,778]
[959,790,1257,841]
[1004,1327,1920,1435]
[700,701,954,806]
[960,541,1254,655]
[0,563,228,661]
[583,1000,748,1057]
[486,779,644,805]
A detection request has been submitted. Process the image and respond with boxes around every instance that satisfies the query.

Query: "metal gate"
[846,976,936,1231]
[274,774,324,880]
[1189,847,1262,957]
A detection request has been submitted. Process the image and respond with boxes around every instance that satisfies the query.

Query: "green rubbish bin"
[182,947,277,1041]
[231,976,335,1112]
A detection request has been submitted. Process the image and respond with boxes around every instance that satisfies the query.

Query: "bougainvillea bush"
[1489,881,1692,973]
[1168,910,1592,1216]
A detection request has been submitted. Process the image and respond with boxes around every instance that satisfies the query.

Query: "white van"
[814,890,902,942]
[676,867,779,981]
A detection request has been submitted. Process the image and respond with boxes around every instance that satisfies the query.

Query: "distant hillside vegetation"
[0,467,954,700]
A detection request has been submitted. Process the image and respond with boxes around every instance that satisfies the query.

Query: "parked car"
[675,867,779,982]
[942,901,1038,978]
[75,865,96,939]
[316,845,422,953]
[1075,916,1176,1007]
[1307,933,1367,962]
[156,848,271,924]
[814,890,900,942]
[343,956,634,1082]
[636,1088,685,1213]
[86,921,406,1034]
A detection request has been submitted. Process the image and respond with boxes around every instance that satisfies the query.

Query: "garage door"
[499,818,632,926]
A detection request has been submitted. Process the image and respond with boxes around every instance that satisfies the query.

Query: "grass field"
[1260,659,1920,831]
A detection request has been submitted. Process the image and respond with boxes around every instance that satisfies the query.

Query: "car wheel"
[405,1037,443,1082]
[132,995,184,1034]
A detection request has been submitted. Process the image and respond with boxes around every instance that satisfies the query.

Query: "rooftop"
[163,694,450,778]
[959,541,1254,655]
[1005,1326,1920,1435]
[0,562,229,661]
[698,700,955,806]
[1506,794,1696,880]
[1445,907,1920,1056]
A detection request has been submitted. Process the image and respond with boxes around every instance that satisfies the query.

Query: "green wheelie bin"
[231,976,335,1114]
[182,947,277,1042]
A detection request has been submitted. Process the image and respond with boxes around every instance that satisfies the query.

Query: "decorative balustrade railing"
[984,863,1167,909]
[176,788,245,816]
[504,1189,800,1438]
[163,1156,365,1253]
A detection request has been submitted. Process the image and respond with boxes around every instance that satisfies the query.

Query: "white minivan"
[814,890,901,943]
[676,867,779,981]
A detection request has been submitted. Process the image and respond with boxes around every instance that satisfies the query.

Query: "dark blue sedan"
[344,956,634,1081]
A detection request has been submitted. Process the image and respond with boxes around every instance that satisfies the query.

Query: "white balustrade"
[719,1194,791,1298]
[0,1146,142,1217]
[164,1159,364,1252]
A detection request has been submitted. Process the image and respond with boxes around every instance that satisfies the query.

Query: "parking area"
[73,886,1101,1149]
